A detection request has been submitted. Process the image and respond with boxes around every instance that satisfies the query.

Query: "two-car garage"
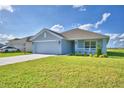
[33,40,61,54]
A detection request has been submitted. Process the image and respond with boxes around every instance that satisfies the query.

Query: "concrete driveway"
[0,54,55,66]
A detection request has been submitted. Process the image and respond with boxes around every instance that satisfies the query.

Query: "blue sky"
[0,5,124,48]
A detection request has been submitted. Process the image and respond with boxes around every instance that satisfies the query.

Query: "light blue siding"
[61,39,73,54]
[102,38,107,54]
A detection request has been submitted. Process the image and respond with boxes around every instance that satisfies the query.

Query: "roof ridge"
[44,28,65,37]
[61,28,79,33]
[62,28,109,38]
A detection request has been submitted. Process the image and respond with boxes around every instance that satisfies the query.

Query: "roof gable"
[31,28,64,41]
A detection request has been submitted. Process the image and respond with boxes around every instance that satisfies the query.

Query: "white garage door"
[34,41,61,54]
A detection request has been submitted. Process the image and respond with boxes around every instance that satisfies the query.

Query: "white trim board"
[33,40,59,42]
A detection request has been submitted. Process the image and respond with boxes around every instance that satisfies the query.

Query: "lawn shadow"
[107,51,124,58]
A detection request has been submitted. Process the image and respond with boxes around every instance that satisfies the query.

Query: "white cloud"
[119,33,124,38]
[78,12,111,30]
[95,13,111,28]
[0,5,14,12]
[78,24,94,30]
[105,33,120,40]
[105,33,124,48]
[93,30,102,33]
[120,39,124,42]
[72,5,86,11]
[50,24,64,32]
[0,33,15,44]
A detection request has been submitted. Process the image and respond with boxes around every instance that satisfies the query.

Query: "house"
[0,43,5,48]
[31,28,109,55]
[7,36,33,52]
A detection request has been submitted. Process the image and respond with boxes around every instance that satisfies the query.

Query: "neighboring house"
[7,36,33,52]
[0,43,5,48]
[31,28,109,54]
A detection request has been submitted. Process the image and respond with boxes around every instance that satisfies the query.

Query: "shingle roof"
[9,36,33,42]
[61,28,109,40]
[9,38,20,41]
[43,28,64,38]
[26,36,34,42]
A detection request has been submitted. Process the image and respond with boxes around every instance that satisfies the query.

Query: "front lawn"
[0,49,123,88]
[0,52,31,58]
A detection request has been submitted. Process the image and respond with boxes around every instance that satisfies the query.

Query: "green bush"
[93,54,98,57]
[69,53,75,56]
[89,53,93,57]
[96,43,102,56]
[97,49,102,56]
[83,52,87,56]
[75,52,82,56]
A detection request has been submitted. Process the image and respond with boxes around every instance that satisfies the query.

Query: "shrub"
[97,49,102,56]
[5,50,8,53]
[99,54,108,58]
[89,53,93,57]
[83,52,87,56]
[75,52,82,56]
[69,53,75,56]
[93,54,98,57]
[96,43,102,57]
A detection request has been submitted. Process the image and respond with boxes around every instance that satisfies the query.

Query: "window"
[91,41,96,48]
[85,41,90,48]
[44,32,46,38]
[78,40,84,48]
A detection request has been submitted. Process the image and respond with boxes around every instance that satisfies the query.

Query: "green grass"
[0,49,123,88]
[107,48,124,58]
[0,52,31,58]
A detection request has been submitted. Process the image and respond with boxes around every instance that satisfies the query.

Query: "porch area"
[74,40,98,55]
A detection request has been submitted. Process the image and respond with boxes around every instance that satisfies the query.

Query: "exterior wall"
[102,38,107,54]
[25,42,32,52]
[96,39,107,54]
[32,31,62,54]
[7,39,32,52]
[61,39,73,54]
[32,42,36,53]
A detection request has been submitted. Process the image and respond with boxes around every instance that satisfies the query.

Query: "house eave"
[64,37,108,40]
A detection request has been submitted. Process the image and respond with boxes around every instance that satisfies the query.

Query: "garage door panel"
[35,41,60,54]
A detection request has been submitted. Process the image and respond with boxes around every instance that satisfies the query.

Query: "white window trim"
[77,40,97,49]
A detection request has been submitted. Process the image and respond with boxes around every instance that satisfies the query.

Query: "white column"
[89,41,91,53]
[74,40,78,52]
